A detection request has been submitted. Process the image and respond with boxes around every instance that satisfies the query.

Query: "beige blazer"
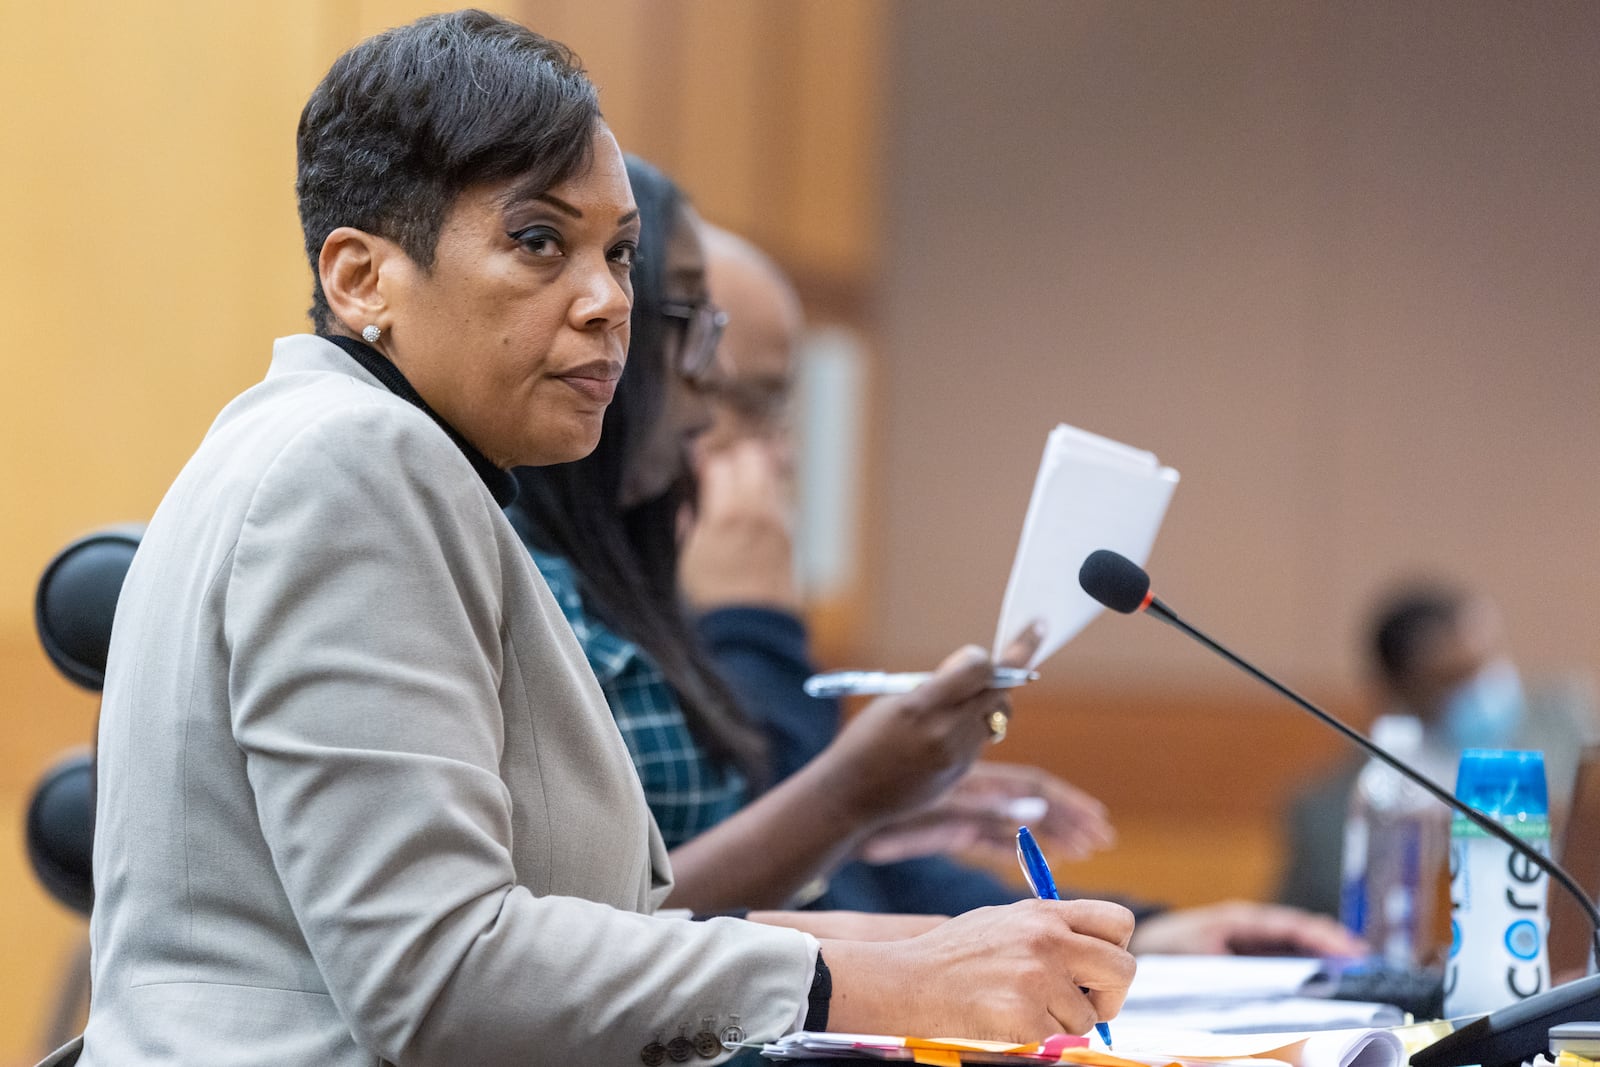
[63,335,813,1066]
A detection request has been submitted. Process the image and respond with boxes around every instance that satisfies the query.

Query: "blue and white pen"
[1016,825,1114,1049]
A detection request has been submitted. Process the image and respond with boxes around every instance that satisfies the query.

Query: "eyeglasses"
[660,300,729,385]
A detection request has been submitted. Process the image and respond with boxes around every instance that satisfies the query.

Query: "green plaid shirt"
[528,548,747,849]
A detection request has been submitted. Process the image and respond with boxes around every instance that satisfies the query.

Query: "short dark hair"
[509,157,770,791]
[296,9,601,331]
[1370,583,1469,685]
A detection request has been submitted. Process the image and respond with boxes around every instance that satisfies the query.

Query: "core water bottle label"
[1446,832,1550,1016]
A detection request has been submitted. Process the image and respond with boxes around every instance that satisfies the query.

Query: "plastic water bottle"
[1339,715,1449,969]
[1446,749,1550,1017]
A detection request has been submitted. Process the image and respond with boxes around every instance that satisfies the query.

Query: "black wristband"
[804,951,832,1032]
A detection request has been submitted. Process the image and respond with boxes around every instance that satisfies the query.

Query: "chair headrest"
[35,525,143,692]
[26,751,94,915]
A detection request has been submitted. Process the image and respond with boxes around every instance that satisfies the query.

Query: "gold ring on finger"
[986,708,1009,744]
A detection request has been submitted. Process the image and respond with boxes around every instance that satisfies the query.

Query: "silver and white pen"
[802,667,1039,699]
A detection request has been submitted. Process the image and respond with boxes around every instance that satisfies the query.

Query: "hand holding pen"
[1018,825,1117,1048]
[817,883,1135,1043]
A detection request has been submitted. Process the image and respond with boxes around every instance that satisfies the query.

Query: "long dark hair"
[510,156,768,789]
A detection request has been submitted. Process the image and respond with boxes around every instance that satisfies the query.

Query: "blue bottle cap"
[1454,749,1548,817]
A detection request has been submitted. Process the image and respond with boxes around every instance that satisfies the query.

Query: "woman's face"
[377,125,640,468]
[617,201,716,508]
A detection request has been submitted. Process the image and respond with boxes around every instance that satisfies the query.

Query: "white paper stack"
[1108,1025,1408,1067]
[1117,956,1403,1036]
[993,423,1180,668]
[758,1026,1408,1067]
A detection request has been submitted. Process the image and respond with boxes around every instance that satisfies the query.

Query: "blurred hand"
[820,627,1044,824]
[823,899,1136,1041]
[821,645,1012,823]
[825,627,1049,825]
[859,761,1116,865]
[679,438,799,612]
[852,621,1104,865]
[1128,901,1366,957]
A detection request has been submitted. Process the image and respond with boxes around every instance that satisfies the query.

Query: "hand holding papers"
[994,424,1179,670]
[805,422,1177,697]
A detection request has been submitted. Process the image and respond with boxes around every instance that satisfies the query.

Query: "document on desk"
[1123,956,1327,1008]
[1117,955,1402,1040]
[1115,1000,1402,1036]
[758,1027,1405,1067]
[1107,1025,1406,1067]
[758,1023,1401,1067]
[994,423,1179,668]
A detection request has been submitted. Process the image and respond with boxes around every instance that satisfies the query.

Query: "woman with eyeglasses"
[507,157,1045,917]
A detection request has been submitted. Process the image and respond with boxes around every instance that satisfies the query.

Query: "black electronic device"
[1410,973,1600,1067]
[1301,962,1446,1021]
[1076,548,1600,1067]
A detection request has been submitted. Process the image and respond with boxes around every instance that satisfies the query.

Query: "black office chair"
[35,526,141,691]
[26,752,95,916]
[26,525,142,915]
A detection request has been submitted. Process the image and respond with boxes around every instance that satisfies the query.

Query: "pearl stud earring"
[361,324,382,344]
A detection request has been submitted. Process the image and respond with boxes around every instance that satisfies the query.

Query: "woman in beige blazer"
[51,12,1134,1066]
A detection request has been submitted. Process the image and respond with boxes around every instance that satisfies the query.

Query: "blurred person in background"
[680,219,1361,957]
[1279,582,1596,919]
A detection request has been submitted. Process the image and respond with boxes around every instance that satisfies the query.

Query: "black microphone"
[1081,550,1600,1067]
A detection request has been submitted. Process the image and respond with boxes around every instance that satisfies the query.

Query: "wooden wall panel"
[518,0,888,299]
[541,0,672,164]
[669,1,775,239]
[783,0,887,281]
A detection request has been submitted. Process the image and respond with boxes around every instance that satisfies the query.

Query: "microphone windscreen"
[1079,549,1151,613]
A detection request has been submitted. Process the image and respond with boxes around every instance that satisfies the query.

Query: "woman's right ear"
[318,226,392,336]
